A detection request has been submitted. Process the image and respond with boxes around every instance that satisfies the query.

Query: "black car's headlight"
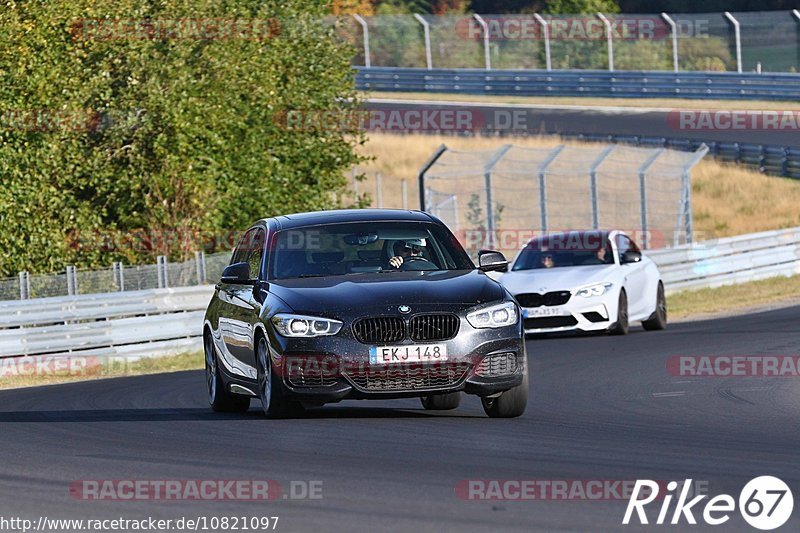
[271,314,343,337]
[467,301,519,329]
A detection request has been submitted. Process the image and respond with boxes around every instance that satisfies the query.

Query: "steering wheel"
[400,256,437,271]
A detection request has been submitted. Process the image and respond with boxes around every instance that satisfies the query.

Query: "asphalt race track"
[1,306,798,532]
[365,99,800,148]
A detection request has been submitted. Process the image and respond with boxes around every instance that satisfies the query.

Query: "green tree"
[0,0,365,276]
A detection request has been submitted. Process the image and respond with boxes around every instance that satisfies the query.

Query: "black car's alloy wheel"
[420,392,461,410]
[481,368,528,418]
[205,334,250,413]
[257,336,303,418]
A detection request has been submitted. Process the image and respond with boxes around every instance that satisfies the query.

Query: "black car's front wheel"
[205,333,250,413]
[256,336,303,419]
[481,369,528,418]
[420,392,461,410]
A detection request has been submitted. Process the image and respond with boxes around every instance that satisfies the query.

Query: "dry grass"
[356,132,800,240]
[669,275,800,319]
[0,351,203,390]
[365,91,800,112]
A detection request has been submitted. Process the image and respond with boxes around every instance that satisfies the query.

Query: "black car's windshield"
[268,221,473,280]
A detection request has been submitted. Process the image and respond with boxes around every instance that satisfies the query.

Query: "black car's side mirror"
[478,250,508,272]
[220,262,256,285]
[620,250,642,264]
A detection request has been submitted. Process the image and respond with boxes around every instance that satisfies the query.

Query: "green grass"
[669,274,800,319]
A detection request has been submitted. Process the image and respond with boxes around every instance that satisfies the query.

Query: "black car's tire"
[481,370,528,418]
[256,336,303,419]
[608,290,629,336]
[642,282,667,331]
[420,392,461,410]
[205,334,250,413]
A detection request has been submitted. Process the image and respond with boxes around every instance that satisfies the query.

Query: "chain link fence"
[338,11,800,73]
[2,252,231,302]
[420,143,708,260]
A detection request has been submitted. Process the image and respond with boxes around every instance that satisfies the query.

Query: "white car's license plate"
[369,344,448,364]
[524,306,566,317]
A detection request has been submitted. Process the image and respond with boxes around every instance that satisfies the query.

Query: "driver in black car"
[388,238,426,269]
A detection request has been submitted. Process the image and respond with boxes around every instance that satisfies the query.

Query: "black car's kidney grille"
[344,362,471,392]
[475,352,517,377]
[516,291,571,307]
[408,314,460,342]
[352,317,406,344]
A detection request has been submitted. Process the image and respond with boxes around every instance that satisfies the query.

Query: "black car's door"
[217,227,264,379]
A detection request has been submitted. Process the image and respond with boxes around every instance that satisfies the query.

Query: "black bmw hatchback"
[203,209,528,418]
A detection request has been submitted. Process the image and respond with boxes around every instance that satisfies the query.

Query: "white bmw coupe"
[499,230,666,335]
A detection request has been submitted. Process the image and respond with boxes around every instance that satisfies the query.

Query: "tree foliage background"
[0,0,365,277]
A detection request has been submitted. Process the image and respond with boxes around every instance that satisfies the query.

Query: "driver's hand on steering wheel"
[389,255,403,269]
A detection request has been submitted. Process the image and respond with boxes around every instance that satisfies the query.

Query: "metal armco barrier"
[0,286,213,359]
[2,227,800,362]
[356,67,800,101]
[649,227,800,294]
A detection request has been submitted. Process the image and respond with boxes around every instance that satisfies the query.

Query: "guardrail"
[650,227,800,294]
[560,133,800,179]
[2,227,799,362]
[0,286,213,360]
[357,67,800,101]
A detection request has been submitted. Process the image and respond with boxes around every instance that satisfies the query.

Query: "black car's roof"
[263,209,435,230]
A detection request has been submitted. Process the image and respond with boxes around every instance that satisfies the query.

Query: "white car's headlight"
[467,301,519,329]
[271,314,343,337]
[576,283,613,298]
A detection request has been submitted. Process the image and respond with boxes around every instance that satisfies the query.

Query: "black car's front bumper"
[269,320,526,402]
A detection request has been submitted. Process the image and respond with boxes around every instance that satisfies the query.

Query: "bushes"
[0,0,365,276]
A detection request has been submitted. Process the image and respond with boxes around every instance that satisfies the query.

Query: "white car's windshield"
[512,244,614,271]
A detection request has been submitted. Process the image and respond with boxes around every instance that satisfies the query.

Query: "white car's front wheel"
[608,290,629,336]
[642,282,667,331]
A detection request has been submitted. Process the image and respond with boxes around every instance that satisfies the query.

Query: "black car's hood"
[268,270,504,315]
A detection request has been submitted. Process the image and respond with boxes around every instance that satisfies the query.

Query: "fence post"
[483,145,513,248]
[352,15,371,68]
[793,11,800,68]
[401,179,408,209]
[157,255,169,289]
[680,144,709,245]
[537,145,565,233]
[588,145,616,230]
[376,172,383,207]
[66,265,77,296]
[413,14,432,69]
[473,14,491,70]
[18,271,30,300]
[114,261,125,292]
[417,144,448,210]
[597,13,614,71]
[533,14,552,70]
[195,251,207,284]
[637,149,665,249]
[661,13,679,72]
[724,12,742,73]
